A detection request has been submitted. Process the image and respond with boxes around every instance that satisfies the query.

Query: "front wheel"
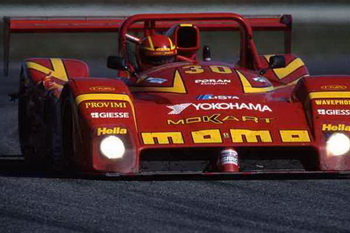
[18,72,50,169]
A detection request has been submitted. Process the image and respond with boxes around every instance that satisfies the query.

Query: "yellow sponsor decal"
[89,86,116,92]
[26,58,68,82]
[314,99,350,105]
[97,127,127,136]
[230,129,272,143]
[76,93,137,130]
[141,132,184,145]
[309,92,350,100]
[85,102,127,109]
[279,130,311,142]
[322,124,350,131]
[191,129,222,143]
[141,129,311,144]
[76,94,131,106]
[141,129,310,145]
[321,85,347,90]
[167,114,273,125]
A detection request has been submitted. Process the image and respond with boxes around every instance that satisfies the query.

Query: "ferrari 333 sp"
[5,13,350,175]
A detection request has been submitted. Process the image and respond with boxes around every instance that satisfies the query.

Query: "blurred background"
[1,0,350,74]
[1,0,350,155]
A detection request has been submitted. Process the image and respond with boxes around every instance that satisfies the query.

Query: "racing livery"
[7,13,350,175]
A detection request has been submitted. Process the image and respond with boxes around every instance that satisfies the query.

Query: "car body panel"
[13,12,350,175]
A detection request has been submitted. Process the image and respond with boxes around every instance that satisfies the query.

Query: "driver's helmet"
[137,34,177,71]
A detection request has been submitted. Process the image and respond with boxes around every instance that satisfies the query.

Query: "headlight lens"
[100,136,125,159]
[326,133,350,156]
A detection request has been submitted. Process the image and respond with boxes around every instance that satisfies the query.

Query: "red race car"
[6,13,350,176]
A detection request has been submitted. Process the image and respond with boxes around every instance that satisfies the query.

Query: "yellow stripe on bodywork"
[131,70,186,93]
[237,70,275,93]
[168,37,176,50]
[75,93,137,131]
[237,70,303,94]
[309,92,350,99]
[26,58,68,82]
[147,36,154,50]
[264,55,305,80]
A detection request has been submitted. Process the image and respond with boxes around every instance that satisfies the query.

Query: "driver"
[137,34,177,71]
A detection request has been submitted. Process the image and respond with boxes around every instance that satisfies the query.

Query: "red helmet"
[138,34,177,71]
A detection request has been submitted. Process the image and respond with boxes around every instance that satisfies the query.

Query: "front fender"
[61,77,138,173]
[23,58,89,98]
[293,75,350,171]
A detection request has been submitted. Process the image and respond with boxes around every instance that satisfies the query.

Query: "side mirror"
[260,55,286,75]
[268,55,286,69]
[107,56,128,70]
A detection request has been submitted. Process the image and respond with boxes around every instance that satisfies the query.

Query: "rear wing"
[3,14,292,76]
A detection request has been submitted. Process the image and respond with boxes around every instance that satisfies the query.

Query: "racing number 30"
[183,65,232,74]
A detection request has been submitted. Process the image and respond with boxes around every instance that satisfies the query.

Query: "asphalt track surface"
[1,57,350,232]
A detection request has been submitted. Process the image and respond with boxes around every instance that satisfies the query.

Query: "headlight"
[326,133,350,156]
[100,136,125,159]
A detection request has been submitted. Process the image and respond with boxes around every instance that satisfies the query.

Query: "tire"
[18,71,50,169]
[18,73,36,162]
[43,93,62,169]
[61,96,76,172]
